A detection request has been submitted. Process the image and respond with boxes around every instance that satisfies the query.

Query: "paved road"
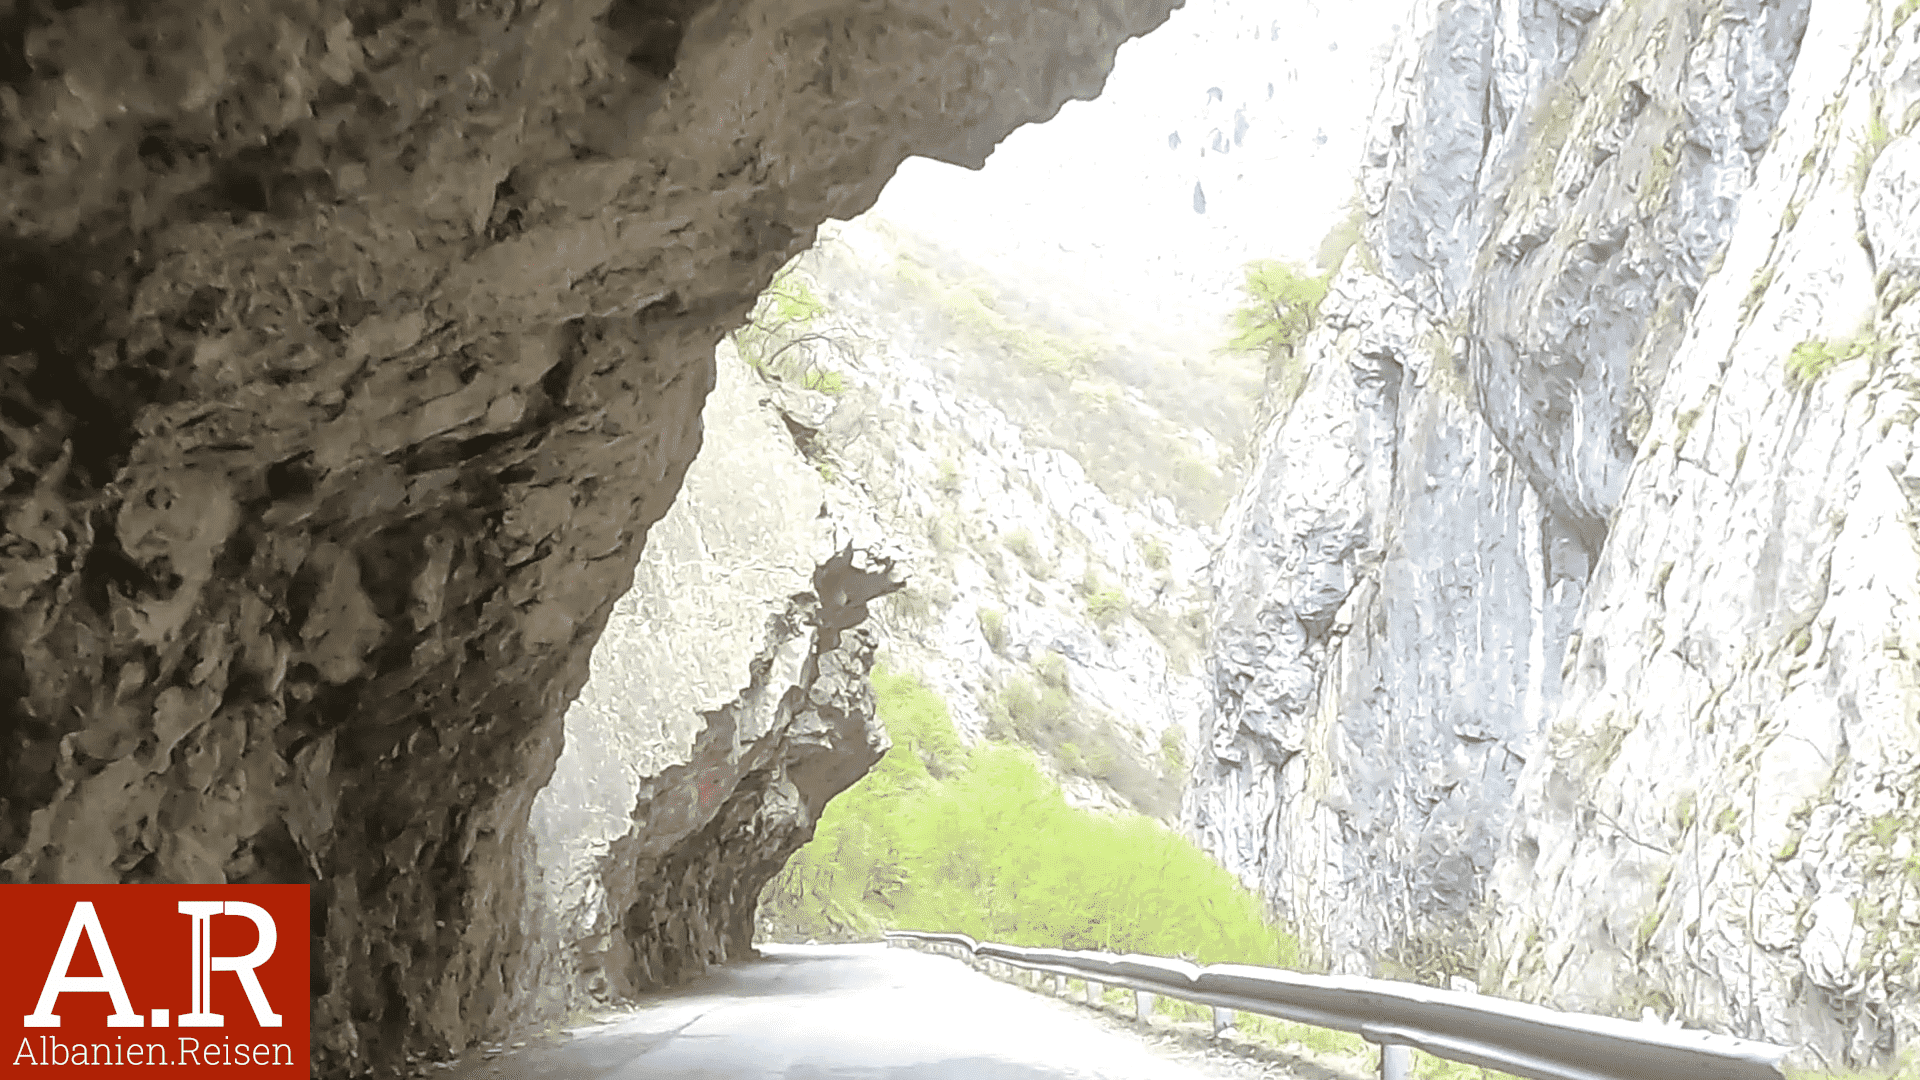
[441,943,1245,1079]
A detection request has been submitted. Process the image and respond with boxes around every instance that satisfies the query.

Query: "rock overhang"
[0,0,1182,1072]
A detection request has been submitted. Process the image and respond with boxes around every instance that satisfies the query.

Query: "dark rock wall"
[0,1,1176,1073]
[522,340,902,1018]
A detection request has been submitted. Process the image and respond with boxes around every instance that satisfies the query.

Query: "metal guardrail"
[883,930,1791,1080]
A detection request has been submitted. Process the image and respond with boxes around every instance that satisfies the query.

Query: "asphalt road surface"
[439,943,1254,1079]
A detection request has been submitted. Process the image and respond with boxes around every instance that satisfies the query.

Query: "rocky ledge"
[0,1,1175,1073]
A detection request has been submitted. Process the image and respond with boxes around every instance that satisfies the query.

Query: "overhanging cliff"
[0,1,1177,1073]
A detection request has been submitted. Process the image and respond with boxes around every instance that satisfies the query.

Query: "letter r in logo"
[177,901,283,1028]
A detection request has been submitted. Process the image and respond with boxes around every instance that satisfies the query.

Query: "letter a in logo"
[22,902,145,1028]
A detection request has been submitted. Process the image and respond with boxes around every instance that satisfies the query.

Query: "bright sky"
[865,0,1409,348]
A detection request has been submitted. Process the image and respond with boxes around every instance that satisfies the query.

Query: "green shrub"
[1034,651,1070,691]
[988,673,1176,818]
[1785,331,1884,385]
[1852,103,1892,192]
[1087,588,1129,627]
[1005,529,1053,580]
[1140,535,1171,571]
[733,265,853,395]
[802,367,846,394]
[978,608,1008,654]
[888,586,933,627]
[1058,742,1087,774]
[762,668,1295,962]
[996,675,1074,744]
[1783,1046,1920,1080]
[735,265,825,370]
[871,664,962,775]
[1160,727,1186,775]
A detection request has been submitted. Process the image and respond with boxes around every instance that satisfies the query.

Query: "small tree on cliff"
[1226,259,1329,408]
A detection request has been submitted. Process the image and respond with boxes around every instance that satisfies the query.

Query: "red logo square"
[2,886,309,1076]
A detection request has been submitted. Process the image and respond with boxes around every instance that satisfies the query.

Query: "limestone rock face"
[1194,0,1919,1066]
[0,1,1174,1073]
[524,341,899,1016]
[755,216,1235,824]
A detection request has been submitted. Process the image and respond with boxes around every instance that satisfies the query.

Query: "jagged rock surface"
[524,342,899,1018]
[1192,0,1918,1067]
[0,1,1175,1073]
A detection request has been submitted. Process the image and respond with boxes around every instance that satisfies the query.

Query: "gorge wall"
[0,1,1177,1074]
[520,339,899,1025]
[756,216,1239,822]
[1191,0,1919,1069]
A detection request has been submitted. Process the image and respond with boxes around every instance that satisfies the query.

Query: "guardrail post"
[1211,1006,1234,1037]
[1135,990,1155,1024]
[1085,979,1101,1004]
[1379,1042,1411,1080]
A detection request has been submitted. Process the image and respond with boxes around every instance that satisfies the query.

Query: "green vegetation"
[1135,1007,1517,1079]
[1004,529,1053,580]
[1086,588,1129,628]
[1714,804,1741,835]
[1786,1047,1920,1080]
[1869,814,1902,848]
[1852,96,1893,192]
[1159,726,1186,776]
[1641,143,1680,214]
[935,458,964,496]
[760,667,1297,965]
[1224,259,1332,420]
[1377,929,1484,988]
[733,263,852,394]
[1776,831,1802,862]
[1227,260,1330,373]
[1235,1014,1370,1059]
[987,656,1175,816]
[1899,0,1920,29]
[1743,266,1775,321]
[1785,330,1886,385]
[887,585,934,627]
[1139,534,1171,571]
[978,607,1008,654]
[1635,909,1662,955]
[1076,569,1127,627]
